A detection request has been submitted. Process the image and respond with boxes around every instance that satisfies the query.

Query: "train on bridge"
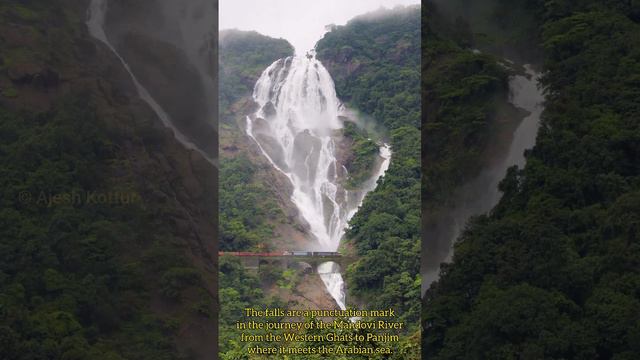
[218,251,341,257]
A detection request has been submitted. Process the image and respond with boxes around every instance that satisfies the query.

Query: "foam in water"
[247,54,391,309]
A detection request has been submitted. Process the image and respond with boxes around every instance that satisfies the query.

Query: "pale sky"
[219,0,420,54]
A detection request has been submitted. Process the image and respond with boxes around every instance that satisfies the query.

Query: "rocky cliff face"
[0,1,217,358]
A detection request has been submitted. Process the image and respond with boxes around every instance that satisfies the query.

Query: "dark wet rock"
[262,101,277,117]
[254,133,289,172]
[7,62,42,83]
[32,68,60,89]
[252,116,271,134]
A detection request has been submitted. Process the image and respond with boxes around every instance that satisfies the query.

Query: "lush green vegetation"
[342,122,379,188]
[219,257,422,359]
[423,1,640,358]
[220,257,419,359]
[218,256,285,356]
[1,2,217,358]
[317,6,422,329]
[0,95,211,359]
[318,7,420,131]
[422,3,512,207]
[219,156,284,251]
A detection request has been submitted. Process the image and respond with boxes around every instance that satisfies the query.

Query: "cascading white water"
[86,0,216,166]
[249,55,347,250]
[314,145,390,310]
[247,55,391,309]
[317,262,347,309]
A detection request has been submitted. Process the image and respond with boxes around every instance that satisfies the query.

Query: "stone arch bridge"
[219,251,356,274]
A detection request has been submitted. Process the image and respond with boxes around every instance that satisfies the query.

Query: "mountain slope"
[423,1,640,358]
[0,1,217,358]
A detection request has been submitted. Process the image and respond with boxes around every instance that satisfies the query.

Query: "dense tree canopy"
[423,1,640,358]
[219,156,284,251]
[422,5,511,206]
[0,2,219,358]
[0,94,211,359]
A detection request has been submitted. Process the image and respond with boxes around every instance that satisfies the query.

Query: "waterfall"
[86,0,216,166]
[247,55,391,309]
[317,262,347,310]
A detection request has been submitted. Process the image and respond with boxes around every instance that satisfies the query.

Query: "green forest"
[423,1,640,359]
[1,1,218,358]
[0,95,186,359]
[422,1,513,208]
[219,255,421,360]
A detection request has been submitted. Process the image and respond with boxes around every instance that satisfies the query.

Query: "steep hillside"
[316,5,421,328]
[0,1,217,358]
[423,1,640,358]
[422,1,516,207]
[430,0,544,63]
[420,1,530,288]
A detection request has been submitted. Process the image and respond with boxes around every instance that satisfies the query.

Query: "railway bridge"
[218,251,356,274]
